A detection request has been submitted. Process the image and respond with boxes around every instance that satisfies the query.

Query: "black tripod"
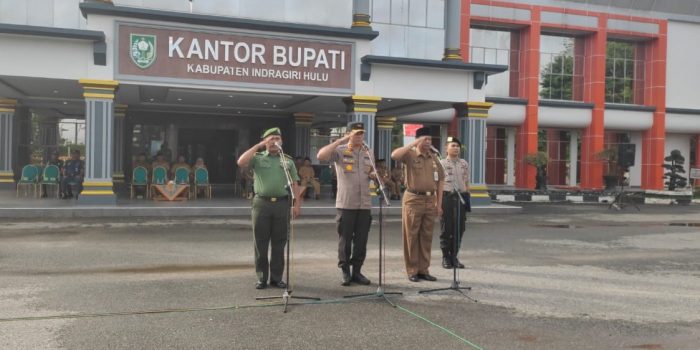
[256,145,320,313]
[344,145,402,305]
[608,167,639,211]
[418,157,476,301]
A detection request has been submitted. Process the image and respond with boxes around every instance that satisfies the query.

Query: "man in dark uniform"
[317,122,373,286]
[391,127,444,282]
[61,150,84,199]
[439,137,470,269]
[237,127,303,290]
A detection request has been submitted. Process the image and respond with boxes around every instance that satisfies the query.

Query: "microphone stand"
[418,150,476,302]
[256,142,321,313]
[343,142,402,306]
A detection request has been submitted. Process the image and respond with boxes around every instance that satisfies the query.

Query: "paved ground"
[1,203,699,349]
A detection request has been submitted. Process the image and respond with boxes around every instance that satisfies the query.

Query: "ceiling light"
[272,104,277,108]
[177,98,182,101]
[149,98,154,102]
[216,104,222,107]
[228,95,234,98]
[237,111,241,114]
[53,90,59,94]
[387,99,392,102]
[62,101,68,105]
[263,102,268,105]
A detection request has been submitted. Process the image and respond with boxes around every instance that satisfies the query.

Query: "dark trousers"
[251,197,289,283]
[440,192,468,258]
[336,209,372,269]
[61,176,82,196]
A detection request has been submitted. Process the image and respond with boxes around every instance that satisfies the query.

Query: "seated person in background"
[61,150,84,199]
[151,152,170,172]
[171,155,191,179]
[391,162,405,198]
[298,157,321,199]
[193,157,208,196]
[133,152,150,172]
[376,159,399,200]
[193,157,207,170]
[42,151,63,198]
[237,166,254,199]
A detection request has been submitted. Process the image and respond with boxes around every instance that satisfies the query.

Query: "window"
[539,35,578,101]
[370,0,445,59]
[605,41,643,104]
[470,28,514,97]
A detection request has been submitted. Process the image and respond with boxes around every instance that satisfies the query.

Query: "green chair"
[174,167,191,199]
[131,166,149,199]
[194,167,211,199]
[40,165,61,199]
[16,165,40,198]
[150,166,168,198]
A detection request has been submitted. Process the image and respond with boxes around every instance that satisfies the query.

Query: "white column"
[443,0,462,61]
[376,116,395,161]
[345,96,381,150]
[506,127,516,186]
[569,131,578,187]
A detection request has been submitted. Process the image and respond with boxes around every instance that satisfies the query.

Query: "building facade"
[0,0,699,205]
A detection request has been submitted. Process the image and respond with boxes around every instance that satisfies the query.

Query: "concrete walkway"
[0,189,521,218]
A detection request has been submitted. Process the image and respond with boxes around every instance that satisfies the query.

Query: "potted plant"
[525,151,548,190]
[596,148,619,190]
[663,149,688,190]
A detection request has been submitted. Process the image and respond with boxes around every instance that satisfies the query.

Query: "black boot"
[442,249,453,269]
[340,265,352,286]
[453,256,465,269]
[351,265,371,285]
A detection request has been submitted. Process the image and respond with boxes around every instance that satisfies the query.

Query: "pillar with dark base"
[0,99,17,189]
[456,102,493,206]
[376,116,395,161]
[294,113,313,158]
[352,0,372,30]
[443,0,463,61]
[78,79,119,205]
[113,104,127,184]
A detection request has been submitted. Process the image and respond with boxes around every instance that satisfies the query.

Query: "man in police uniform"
[440,137,470,269]
[237,127,303,290]
[391,127,444,282]
[317,122,373,286]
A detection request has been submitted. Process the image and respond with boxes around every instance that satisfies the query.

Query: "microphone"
[273,141,283,149]
[430,146,442,155]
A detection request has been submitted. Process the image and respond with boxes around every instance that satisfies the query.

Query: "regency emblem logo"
[129,34,156,69]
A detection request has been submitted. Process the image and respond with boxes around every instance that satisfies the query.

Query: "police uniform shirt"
[250,151,299,197]
[440,158,469,192]
[330,144,372,209]
[399,148,445,192]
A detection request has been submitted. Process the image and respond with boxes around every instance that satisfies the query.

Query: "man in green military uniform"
[237,127,303,290]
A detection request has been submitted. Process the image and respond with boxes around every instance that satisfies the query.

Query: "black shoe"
[408,275,420,282]
[442,256,453,269]
[417,273,437,281]
[255,281,267,289]
[269,280,286,289]
[341,266,352,286]
[453,258,465,269]
[352,272,371,285]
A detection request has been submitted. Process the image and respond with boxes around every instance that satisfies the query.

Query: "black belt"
[255,195,289,202]
[406,189,435,196]
[444,191,468,195]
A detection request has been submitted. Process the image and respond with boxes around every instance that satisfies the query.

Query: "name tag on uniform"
[434,171,439,182]
[343,157,354,164]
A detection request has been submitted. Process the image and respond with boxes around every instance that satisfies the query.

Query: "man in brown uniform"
[317,122,373,286]
[376,159,398,200]
[298,157,321,199]
[391,127,444,282]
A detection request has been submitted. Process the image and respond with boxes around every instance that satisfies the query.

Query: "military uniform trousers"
[440,191,468,258]
[336,209,372,269]
[401,191,437,276]
[251,196,289,283]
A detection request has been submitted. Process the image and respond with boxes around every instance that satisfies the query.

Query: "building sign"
[118,24,353,91]
[690,168,700,179]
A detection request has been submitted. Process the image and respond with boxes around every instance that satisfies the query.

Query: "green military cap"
[261,127,281,139]
[446,136,461,147]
